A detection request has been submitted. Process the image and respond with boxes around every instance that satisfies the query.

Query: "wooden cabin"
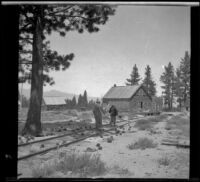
[42,96,67,110]
[102,84,152,113]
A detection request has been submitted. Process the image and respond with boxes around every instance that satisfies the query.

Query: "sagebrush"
[31,150,107,178]
[127,137,157,150]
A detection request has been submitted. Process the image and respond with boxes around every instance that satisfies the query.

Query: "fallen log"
[161,141,190,148]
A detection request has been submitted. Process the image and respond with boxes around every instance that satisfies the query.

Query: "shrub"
[134,119,155,130]
[134,115,169,131]
[56,150,107,177]
[32,160,57,177]
[31,150,107,178]
[111,165,132,177]
[158,156,170,166]
[127,137,157,150]
[153,115,169,122]
[148,128,161,135]
[165,114,189,137]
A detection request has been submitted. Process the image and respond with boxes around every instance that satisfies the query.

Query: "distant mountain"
[20,88,99,101]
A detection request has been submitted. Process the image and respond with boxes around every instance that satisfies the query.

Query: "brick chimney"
[113,84,117,87]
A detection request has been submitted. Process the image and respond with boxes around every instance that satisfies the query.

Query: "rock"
[40,144,45,148]
[85,147,97,152]
[96,143,100,147]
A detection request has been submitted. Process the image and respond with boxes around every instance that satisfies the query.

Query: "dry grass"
[134,114,169,131]
[32,160,57,177]
[18,109,95,135]
[165,114,189,138]
[31,150,107,178]
[127,137,157,150]
[56,150,107,177]
[19,108,80,122]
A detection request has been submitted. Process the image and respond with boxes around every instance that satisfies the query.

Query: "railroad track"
[18,119,134,161]
[18,114,147,161]
[18,127,95,147]
[18,116,136,148]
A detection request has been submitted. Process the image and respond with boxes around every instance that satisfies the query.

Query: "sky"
[22,5,190,98]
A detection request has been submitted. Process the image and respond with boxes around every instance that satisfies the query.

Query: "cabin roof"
[103,84,144,99]
[43,96,66,105]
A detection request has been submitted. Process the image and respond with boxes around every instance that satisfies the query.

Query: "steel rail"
[18,132,98,161]
[18,128,93,147]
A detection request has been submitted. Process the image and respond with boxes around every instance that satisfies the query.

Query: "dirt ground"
[18,111,189,178]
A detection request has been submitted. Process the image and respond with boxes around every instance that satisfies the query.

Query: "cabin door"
[140,102,143,109]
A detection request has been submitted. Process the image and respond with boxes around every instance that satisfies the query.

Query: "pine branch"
[23,11,34,24]
[65,15,102,21]
[20,22,32,32]
[47,5,74,16]
[19,60,32,65]
[19,62,32,65]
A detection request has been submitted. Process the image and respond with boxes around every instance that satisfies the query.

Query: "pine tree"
[83,90,88,107]
[142,65,156,97]
[72,96,77,108]
[174,67,184,109]
[19,5,116,136]
[174,51,190,109]
[179,51,190,106]
[126,64,141,85]
[160,62,176,110]
[78,94,83,107]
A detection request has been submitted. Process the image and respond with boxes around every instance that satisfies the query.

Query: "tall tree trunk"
[22,9,44,136]
[168,99,170,110]
[171,94,173,110]
[179,99,182,110]
[184,86,187,106]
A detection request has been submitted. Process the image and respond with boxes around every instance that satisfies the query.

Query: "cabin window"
[140,102,143,109]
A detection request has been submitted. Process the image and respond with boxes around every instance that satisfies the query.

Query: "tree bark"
[22,8,44,136]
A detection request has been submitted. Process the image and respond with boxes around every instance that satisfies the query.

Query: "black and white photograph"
[2,1,199,179]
